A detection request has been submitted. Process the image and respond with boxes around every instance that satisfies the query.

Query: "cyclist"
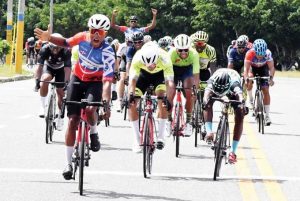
[144,35,152,43]
[34,39,43,63]
[203,68,247,164]
[191,31,217,77]
[128,42,175,152]
[115,34,133,112]
[226,40,236,59]
[110,38,120,101]
[111,8,157,37]
[239,34,253,49]
[168,34,200,137]
[244,39,275,125]
[164,36,173,47]
[37,33,72,132]
[34,14,114,180]
[158,37,171,52]
[26,37,35,66]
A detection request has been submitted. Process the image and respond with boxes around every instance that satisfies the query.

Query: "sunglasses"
[178,49,189,53]
[130,20,137,23]
[133,40,143,44]
[90,29,106,36]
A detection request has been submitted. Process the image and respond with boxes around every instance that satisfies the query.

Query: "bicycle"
[121,79,129,121]
[170,81,189,157]
[61,98,108,195]
[192,81,207,147]
[40,80,66,144]
[211,97,242,180]
[136,86,159,178]
[248,76,270,134]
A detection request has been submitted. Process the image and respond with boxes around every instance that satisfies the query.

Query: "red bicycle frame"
[139,98,155,146]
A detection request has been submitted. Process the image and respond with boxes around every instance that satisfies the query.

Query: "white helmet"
[174,34,191,49]
[144,35,152,43]
[191,31,209,42]
[27,37,34,42]
[88,14,110,30]
[163,36,172,46]
[140,42,159,66]
[239,34,249,43]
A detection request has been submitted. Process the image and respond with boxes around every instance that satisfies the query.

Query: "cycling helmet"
[143,35,152,43]
[27,37,34,42]
[212,71,231,96]
[49,33,63,48]
[88,14,110,30]
[140,42,159,66]
[173,34,191,49]
[253,39,267,56]
[236,37,247,48]
[105,36,113,44]
[163,36,172,46]
[239,34,249,43]
[192,31,209,42]
[132,32,144,42]
[158,38,169,48]
[231,40,236,46]
[125,34,133,42]
[129,15,138,21]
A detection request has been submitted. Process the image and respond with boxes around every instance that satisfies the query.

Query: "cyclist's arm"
[227,49,234,69]
[115,56,121,72]
[192,50,200,89]
[102,80,112,103]
[267,60,275,78]
[144,9,157,32]
[49,34,68,47]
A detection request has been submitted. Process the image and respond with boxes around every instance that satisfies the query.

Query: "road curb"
[0,74,34,83]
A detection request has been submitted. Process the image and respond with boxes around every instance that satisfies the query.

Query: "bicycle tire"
[147,117,154,175]
[79,122,86,195]
[123,100,128,121]
[258,92,264,134]
[254,90,261,132]
[138,99,143,129]
[45,95,54,144]
[175,104,181,157]
[50,94,57,142]
[213,117,226,180]
[194,98,200,147]
[143,113,150,178]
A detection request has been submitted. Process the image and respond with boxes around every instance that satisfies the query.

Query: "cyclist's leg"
[246,68,254,107]
[203,91,215,141]
[39,66,53,117]
[64,66,71,83]
[260,65,271,124]
[117,61,127,111]
[85,81,103,151]
[54,67,65,110]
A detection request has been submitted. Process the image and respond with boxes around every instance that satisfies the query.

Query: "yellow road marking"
[244,116,287,201]
[229,116,260,201]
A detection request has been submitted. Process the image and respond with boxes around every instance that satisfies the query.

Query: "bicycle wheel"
[258,92,264,134]
[253,90,261,132]
[174,104,181,157]
[193,98,200,147]
[45,95,54,144]
[78,121,86,195]
[50,94,57,142]
[123,99,128,121]
[143,113,151,178]
[213,117,226,180]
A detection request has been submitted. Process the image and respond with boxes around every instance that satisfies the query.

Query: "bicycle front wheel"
[175,105,181,157]
[45,95,54,144]
[79,122,86,195]
[143,113,153,178]
[213,117,227,180]
[258,92,265,134]
[193,98,200,147]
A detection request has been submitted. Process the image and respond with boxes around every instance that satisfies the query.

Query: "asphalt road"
[0,77,299,201]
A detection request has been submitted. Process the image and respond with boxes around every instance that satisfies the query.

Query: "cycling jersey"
[194,44,216,70]
[169,48,200,74]
[66,32,115,82]
[228,47,250,74]
[38,44,71,70]
[129,48,174,81]
[126,46,137,63]
[245,49,273,68]
[206,68,242,96]
[118,26,146,37]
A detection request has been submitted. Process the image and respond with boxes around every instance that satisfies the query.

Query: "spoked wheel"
[213,119,226,180]
[143,114,153,178]
[45,95,54,144]
[174,105,181,158]
[79,122,86,195]
[193,99,201,147]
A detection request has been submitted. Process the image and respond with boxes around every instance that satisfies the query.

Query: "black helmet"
[236,37,247,48]
[129,15,138,21]
[132,32,144,42]
[212,71,231,95]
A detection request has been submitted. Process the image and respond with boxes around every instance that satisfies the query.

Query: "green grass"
[275,70,300,78]
[0,63,32,77]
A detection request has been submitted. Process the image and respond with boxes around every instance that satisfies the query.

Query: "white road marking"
[0,168,299,181]
[0,125,6,129]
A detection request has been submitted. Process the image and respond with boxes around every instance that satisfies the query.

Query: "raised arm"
[144,8,157,32]
[111,9,120,31]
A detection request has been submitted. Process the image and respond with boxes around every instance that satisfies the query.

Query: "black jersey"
[38,44,71,69]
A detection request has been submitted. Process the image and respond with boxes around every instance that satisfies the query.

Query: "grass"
[0,63,32,77]
[275,70,300,78]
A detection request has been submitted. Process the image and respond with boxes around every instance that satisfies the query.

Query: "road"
[0,77,299,201]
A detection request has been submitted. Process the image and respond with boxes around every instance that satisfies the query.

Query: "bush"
[0,39,11,57]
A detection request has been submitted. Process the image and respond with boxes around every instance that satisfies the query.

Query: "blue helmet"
[253,39,267,56]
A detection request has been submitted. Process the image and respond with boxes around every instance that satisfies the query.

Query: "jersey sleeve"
[63,49,72,67]
[102,46,116,82]
[228,48,235,63]
[66,32,87,48]
[192,49,200,74]
[207,46,217,62]
[119,26,128,33]
[37,47,47,65]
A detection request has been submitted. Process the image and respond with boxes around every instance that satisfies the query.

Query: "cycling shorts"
[173,65,193,85]
[42,65,65,88]
[250,65,269,87]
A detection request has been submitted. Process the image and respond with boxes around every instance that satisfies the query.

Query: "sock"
[40,96,46,108]
[111,83,116,91]
[90,124,98,134]
[264,105,270,117]
[232,140,239,154]
[186,113,192,123]
[66,146,74,165]
[131,120,140,145]
[247,90,253,103]
[158,118,167,141]
[205,122,213,133]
